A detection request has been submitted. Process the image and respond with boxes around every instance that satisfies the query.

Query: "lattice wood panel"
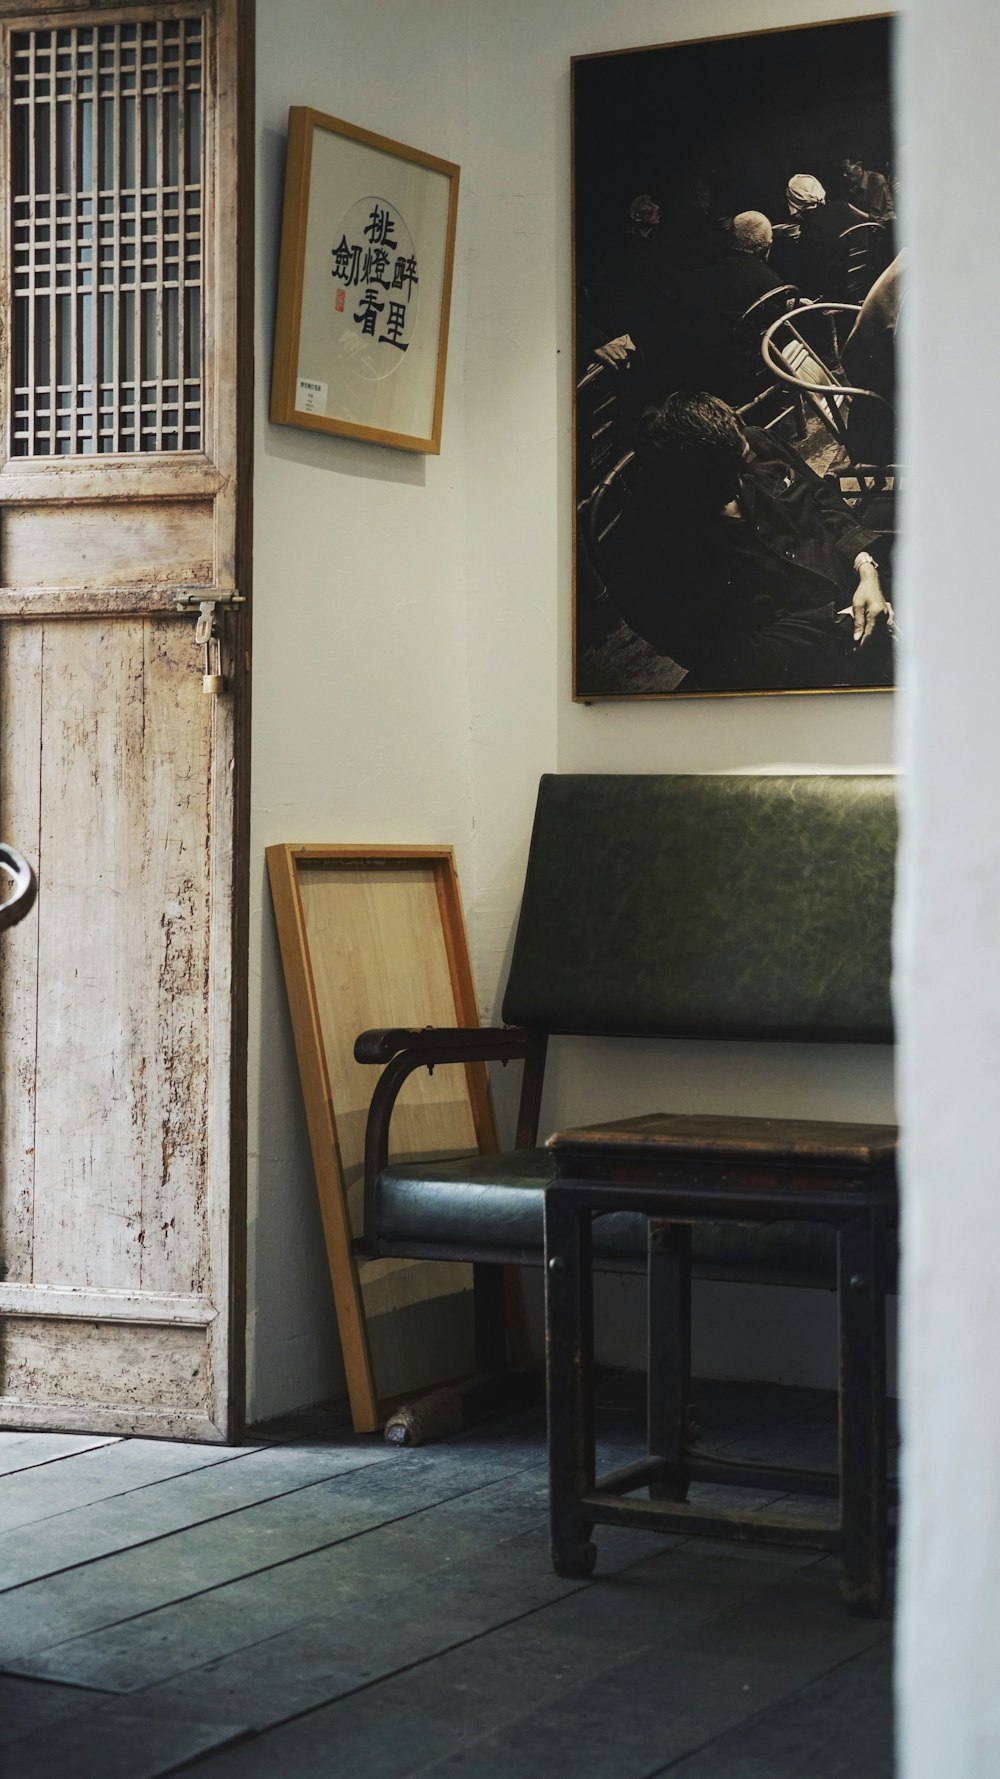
[10,15,204,456]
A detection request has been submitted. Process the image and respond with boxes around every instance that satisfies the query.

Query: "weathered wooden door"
[0,0,251,1439]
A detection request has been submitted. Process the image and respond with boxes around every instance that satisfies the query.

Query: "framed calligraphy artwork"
[270,109,460,453]
[573,18,899,700]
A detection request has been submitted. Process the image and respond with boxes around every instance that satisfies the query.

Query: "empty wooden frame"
[266,845,496,1433]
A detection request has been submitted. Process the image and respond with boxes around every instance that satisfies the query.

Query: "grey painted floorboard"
[0,1676,113,1749]
[172,1550,878,1779]
[0,1442,551,1676]
[0,1440,262,1542]
[3,1462,579,1691]
[1,1705,250,1779]
[0,1434,119,1479]
[0,1385,895,1779]
[655,1638,894,1777]
[51,1516,683,1717]
[0,1440,391,1594]
[715,1398,898,1468]
[400,1575,888,1779]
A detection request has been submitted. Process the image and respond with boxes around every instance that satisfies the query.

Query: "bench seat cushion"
[371,1149,842,1285]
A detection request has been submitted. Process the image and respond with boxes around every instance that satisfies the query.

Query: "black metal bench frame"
[354,773,897,1488]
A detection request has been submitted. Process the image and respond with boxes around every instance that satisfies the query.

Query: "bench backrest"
[501,774,896,1043]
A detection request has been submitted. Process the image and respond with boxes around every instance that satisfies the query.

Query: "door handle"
[0,844,37,933]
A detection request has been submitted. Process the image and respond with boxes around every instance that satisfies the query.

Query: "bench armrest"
[355,1025,538,1065]
[357,1025,548,1255]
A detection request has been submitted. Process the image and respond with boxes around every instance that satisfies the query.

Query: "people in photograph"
[576,312,638,375]
[842,252,904,461]
[679,211,792,403]
[579,186,723,403]
[770,172,824,265]
[603,391,894,692]
[770,174,858,299]
[840,149,896,226]
[577,191,677,384]
[590,332,638,371]
[627,191,661,234]
[695,209,787,318]
[658,171,729,271]
[580,191,665,337]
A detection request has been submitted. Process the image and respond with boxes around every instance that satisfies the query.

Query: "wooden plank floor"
[0,1381,895,1778]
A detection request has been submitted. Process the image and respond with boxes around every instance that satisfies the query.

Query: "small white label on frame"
[296,377,328,415]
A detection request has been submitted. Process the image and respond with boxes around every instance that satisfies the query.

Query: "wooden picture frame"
[269,108,460,454]
[266,845,496,1433]
[573,17,899,701]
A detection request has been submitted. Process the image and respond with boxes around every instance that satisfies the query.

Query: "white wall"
[896,3,1000,1773]
[249,0,475,1418]
[249,0,896,1421]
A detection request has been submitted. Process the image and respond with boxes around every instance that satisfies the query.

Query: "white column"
[897,3,1000,1773]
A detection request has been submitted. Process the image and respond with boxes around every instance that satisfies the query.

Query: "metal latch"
[175,592,246,696]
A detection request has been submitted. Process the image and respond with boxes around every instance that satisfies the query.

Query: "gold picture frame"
[270,108,460,454]
[266,845,496,1433]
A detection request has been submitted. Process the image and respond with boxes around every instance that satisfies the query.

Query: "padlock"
[202,628,224,695]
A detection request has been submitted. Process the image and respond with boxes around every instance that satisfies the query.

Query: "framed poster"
[270,109,459,453]
[573,18,900,700]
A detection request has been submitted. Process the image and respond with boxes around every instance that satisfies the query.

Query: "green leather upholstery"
[372,1149,842,1284]
[502,774,895,1042]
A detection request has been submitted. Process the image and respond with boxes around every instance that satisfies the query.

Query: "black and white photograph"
[574,17,900,699]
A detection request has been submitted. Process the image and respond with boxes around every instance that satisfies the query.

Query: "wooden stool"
[544,1113,898,1616]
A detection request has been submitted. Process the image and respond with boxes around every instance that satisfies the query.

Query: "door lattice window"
[10,18,204,456]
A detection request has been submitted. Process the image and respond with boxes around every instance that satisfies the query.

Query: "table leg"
[545,1191,596,1578]
[648,1219,692,1500]
[838,1208,888,1616]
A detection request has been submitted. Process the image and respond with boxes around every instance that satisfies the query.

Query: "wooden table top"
[546,1111,898,1169]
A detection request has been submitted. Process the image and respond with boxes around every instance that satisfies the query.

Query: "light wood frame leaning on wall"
[269,108,459,453]
[266,844,497,1433]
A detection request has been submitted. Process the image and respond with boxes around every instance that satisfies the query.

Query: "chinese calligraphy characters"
[331,200,420,358]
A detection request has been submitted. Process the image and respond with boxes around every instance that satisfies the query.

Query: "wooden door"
[0,0,251,1440]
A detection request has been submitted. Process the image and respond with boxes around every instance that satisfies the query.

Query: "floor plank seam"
[0,1444,273,1545]
[0,1438,123,1480]
[0,1461,558,1673]
[640,1631,894,1778]
[415,1555,873,1779]
[0,1450,419,1599]
[0,1394,895,1778]
[0,1668,121,1697]
[148,1509,816,1771]
[159,1582,613,1773]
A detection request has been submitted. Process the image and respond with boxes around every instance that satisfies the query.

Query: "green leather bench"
[355,773,896,1344]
